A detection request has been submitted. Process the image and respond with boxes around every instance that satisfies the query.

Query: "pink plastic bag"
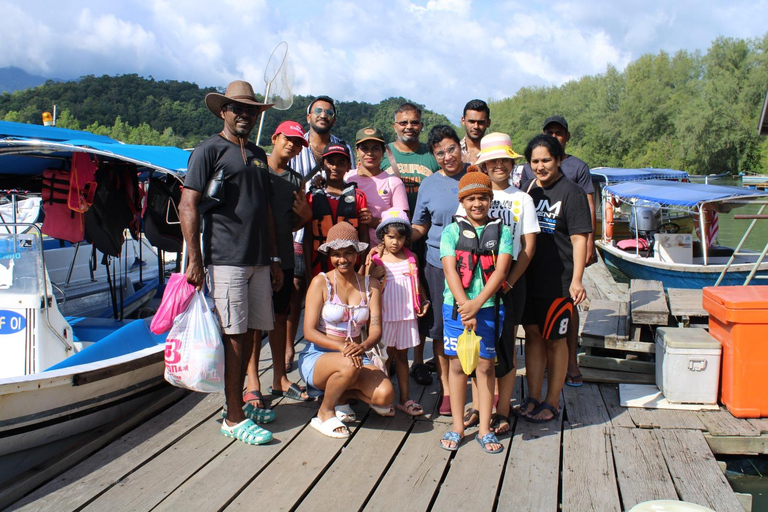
[150,273,196,334]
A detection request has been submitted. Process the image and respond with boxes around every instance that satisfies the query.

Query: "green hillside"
[0,74,452,149]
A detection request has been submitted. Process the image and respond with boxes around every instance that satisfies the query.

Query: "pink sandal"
[396,400,424,416]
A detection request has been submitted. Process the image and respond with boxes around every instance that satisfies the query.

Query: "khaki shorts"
[208,265,274,335]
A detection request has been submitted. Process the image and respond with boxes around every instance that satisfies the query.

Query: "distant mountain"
[0,66,58,93]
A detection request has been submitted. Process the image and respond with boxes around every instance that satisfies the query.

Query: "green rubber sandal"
[221,418,272,445]
[221,403,276,424]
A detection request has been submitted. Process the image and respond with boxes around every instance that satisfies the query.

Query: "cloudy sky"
[2,0,767,122]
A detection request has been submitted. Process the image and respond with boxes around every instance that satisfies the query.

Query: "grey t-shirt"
[521,155,594,194]
[184,134,271,267]
[412,167,467,268]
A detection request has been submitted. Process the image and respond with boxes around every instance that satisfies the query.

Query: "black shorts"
[272,268,294,316]
[521,296,574,341]
[423,262,445,340]
[496,290,518,378]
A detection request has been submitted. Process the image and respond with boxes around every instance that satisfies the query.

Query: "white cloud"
[1,0,767,123]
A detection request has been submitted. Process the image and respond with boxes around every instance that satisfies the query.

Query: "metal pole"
[255,81,272,146]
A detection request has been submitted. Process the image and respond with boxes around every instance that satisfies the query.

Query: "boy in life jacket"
[304,142,370,277]
[439,169,512,454]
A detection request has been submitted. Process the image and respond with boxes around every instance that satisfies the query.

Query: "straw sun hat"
[474,132,522,167]
[317,222,369,254]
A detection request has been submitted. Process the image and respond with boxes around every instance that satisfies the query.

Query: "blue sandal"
[476,432,504,454]
[439,431,462,451]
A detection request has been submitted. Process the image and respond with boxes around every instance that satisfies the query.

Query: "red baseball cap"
[274,120,309,147]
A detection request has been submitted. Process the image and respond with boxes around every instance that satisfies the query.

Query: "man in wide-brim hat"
[179,80,282,446]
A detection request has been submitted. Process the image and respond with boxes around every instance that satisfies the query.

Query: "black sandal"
[409,363,432,385]
[463,408,479,428]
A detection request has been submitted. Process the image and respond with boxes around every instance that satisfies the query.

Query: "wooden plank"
[562,383,611,428]
[599,384,636,428]
[0,387,186,511]
[631,279,669,325]
[583,256,630,303]
[581,336,655,353]
[578,354,655,374]
[748,418,768,433]
[628,408,707,431]
[153,403,317,512]
[431,424,510,511]
[364,420,451,512]
[226,412,364,511]
[295,413,414,512]
[83,363,279,511]
[668,288,708,319]
[562,423,621,511]
[10,392,222,512]
[497,408,562,511]
[610,427,678,509]
[697,409,761,437]
[705,434,768,455]
[656,429,745,512]
[581,300,630,342]
[81,412,235,510]
[580,367,656,385]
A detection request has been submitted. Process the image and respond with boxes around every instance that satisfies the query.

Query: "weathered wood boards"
[631,279,669,325]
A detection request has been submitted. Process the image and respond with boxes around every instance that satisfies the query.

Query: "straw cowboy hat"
[205,80,273,116]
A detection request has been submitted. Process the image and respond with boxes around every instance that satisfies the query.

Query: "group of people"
[179,80,596,453]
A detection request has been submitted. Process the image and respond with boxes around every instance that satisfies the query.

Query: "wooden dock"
[3,260,765,511]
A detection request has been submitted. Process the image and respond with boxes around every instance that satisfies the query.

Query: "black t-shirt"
[523,175,592,298]
[185,134,271,266]
[269,165,303,269]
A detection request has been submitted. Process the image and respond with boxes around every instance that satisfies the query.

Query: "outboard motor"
[629,202,661,239]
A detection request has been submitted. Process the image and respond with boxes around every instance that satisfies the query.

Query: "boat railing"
[714,203,768,286]
[0,221,76,352]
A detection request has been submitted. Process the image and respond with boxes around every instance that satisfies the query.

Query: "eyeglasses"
[395,120,422,127]
[224,104,259,116]
[311,107,336,118]
[433,145,459,160]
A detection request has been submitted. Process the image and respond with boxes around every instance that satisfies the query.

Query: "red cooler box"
[702,286,768,418]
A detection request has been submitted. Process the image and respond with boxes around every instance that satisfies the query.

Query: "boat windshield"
[0,231,44,296]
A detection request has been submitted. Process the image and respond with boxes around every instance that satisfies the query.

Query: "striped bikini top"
[318,272,370,340]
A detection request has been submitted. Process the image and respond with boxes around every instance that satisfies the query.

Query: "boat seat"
[66,316,137,343]
[46,318,165,371]
[692,242,734,258]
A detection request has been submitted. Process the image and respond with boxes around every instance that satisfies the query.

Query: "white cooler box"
[655,327,721,404]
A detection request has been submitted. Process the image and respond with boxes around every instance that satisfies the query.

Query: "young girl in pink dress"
[370,209,430,416]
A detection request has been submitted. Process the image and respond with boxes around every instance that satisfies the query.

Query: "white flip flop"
[335,404,356,423]
[310,416,350,439]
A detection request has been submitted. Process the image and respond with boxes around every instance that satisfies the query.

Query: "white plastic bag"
[164,291,225,392]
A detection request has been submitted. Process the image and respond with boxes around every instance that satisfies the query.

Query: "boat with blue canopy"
[597,179,768,289]
[590,167,691,240]
[0,120,190,481]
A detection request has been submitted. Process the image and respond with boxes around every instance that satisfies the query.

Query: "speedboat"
[0,121,190,485]
[596,179,768,289]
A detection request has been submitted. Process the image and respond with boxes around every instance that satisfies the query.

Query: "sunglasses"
[395,120,422,127]
[224,104,259,116]
[312,107,336,118]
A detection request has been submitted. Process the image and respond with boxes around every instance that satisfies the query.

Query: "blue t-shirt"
[413,167,467,267]
[439,222,513,308]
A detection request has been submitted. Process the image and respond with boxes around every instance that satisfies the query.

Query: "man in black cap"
[518,115,595,388]
[179,80,281,445]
